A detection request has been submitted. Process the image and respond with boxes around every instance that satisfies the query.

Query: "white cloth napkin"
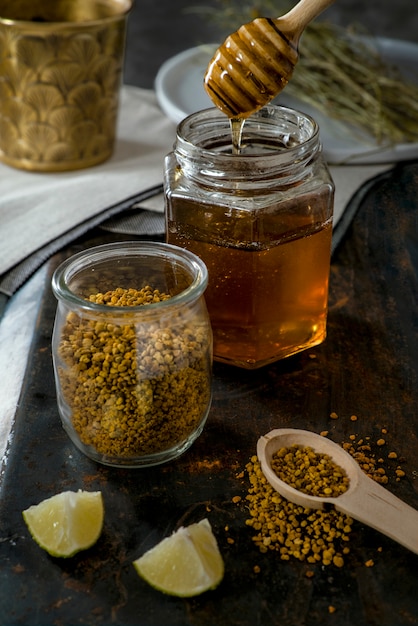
[0,84,393,295]
[0,86,177,276]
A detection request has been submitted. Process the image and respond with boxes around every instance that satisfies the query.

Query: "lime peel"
[22,489,104,558]
[133,518,224,597]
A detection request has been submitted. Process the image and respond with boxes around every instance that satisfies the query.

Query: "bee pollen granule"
[244,456,352,567]
[57,286,211,459]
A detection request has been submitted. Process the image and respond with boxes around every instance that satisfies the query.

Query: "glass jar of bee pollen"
[51,242,212,467]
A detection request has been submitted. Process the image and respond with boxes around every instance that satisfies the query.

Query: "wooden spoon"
[257,428,418,554]
[204,0,335,119]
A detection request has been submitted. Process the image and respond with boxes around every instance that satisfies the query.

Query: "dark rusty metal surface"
[1,162,418,625]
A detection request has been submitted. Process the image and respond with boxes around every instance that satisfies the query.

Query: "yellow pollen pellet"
[243,425,405,570]
[243,457,353,567]
[57,286,210,459]
[270,445,350,498]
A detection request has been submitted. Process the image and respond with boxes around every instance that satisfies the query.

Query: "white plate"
[155,39,418,165]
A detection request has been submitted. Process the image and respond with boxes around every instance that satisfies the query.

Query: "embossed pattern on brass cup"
[0,0,132,172]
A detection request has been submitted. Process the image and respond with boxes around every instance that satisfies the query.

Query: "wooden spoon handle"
[276,0,335,41]
[336,471,418,554]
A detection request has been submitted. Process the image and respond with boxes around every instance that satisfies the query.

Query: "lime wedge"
[133,518,224,597]
[23,490,104,558]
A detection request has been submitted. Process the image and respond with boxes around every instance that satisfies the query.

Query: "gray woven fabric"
[101,208,165,237]
[0,185,163,297]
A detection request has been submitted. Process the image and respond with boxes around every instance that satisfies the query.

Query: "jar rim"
[52,241,208,312]
[176,104,320,161]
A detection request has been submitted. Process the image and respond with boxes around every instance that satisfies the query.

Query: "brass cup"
[0,0,132,172]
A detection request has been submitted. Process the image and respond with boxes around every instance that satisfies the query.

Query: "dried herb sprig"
[190,1,418,145]
[288,22,418,145]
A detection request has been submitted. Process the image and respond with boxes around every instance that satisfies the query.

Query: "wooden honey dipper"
[204,0,335,119]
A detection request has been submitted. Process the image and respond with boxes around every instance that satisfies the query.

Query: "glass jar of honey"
[164,105,334,369]
[51,242,212,467]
